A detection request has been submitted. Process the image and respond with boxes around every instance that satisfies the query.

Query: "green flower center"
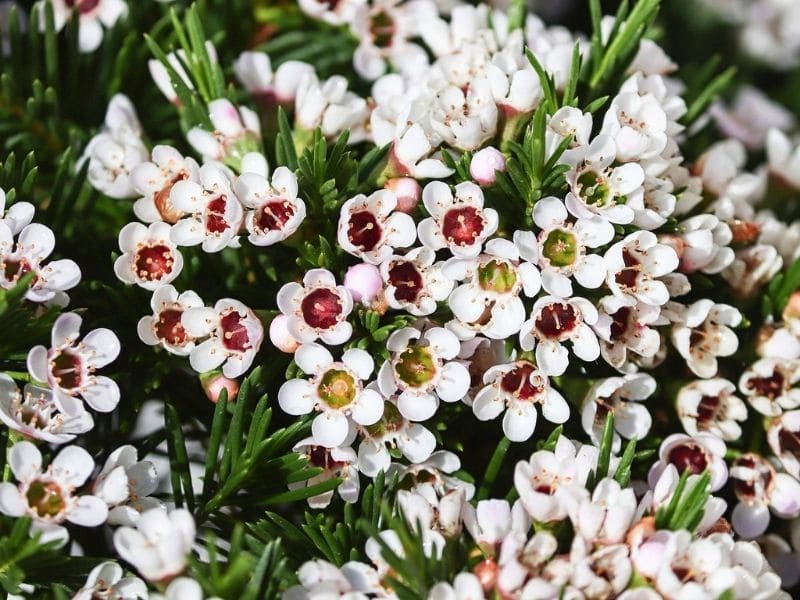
[477,259,517,293]
[365,401,405,437]
[578,171,623,207]
[542,229,579,267]
[26,480,66,518]
[317,368,357,409]
[394,345,436,388]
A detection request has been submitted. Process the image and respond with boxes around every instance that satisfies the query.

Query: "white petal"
[503,404,537,442]
[295,343,334,375]
[278,379,316,415]
[68,495,109,527]
[9,441,41,481]
[351,388,384,426]
[312,411,350,448]
[52,445,95,487]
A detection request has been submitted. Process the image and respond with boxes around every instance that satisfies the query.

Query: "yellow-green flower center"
[317,368,357,409]
[26,480,66,518]
[578,171,624,207]
[365,401,405,437]
[542,229,579,267]
[478,259,517,293]
[394,345,436,387]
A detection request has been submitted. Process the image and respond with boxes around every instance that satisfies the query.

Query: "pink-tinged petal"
[276,282,304,315]
[278,379,315,415]
[770,473,800,518]
[82,377,121,413]
[52,313,82,347]
[68,495,109,527]
[295,343,334,375]
[52,445,95,487]
[351,388,384,426]
[503,403,537,442]
[189,338,226,373]
[27,345,50,383]
[436,362,470,402]
[312,411,350,448]
[9,440,41,482]
[0,483,26,516]
[732,501,770,539]
[536,342,569,376]
[82,328,121,369]
[398,390,437,422]
[342,348,374,380]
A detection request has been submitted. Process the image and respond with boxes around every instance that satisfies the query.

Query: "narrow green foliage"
[682,60,737,126]
[589,412,616,489]
[655,470,712,532]
[764,257,800,319]
[614,438,639,488]
[478,437,511,500]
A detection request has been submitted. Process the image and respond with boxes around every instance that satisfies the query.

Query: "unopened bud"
[470,147,506,186]
[344,263,383,304]
[269,314,300,353]
[385,177,421,214]
[200,371,239,403]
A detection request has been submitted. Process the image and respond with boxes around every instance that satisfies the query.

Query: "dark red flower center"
[778,427,800,459]
[155,308,188,346]
[388,261,424,303]
[65,0,100,14]
[667,442,709,475]
[301,288,343,330]
[733,454,773,501]
[695,395,722,427]
[442,207,484,247]
[347,210,382,251]
[614,248,641,291]
[134,244,175,282]
[50,349,83,391]
[746,370,785,399]
[609,306,633,341]
[307,445,347,470]
[205,196,231,234]
[500,362,544,401]
[3,258,34,283]
[220,310,250,352]
[256,200,295,232]
[370,10,396,48]
[535,302,579,340]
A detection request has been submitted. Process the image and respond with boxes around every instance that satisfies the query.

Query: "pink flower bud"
[470,147,506,186]
[201,372,240,403]
[269,314,300,353]
[344,263,383,304]
[385,177,421,214]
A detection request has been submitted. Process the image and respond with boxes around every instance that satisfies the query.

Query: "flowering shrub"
[1,0,800,598]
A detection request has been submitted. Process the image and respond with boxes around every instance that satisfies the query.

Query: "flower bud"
[470,147,506,186]
[385,177,421,214]
[344,263,383,304]
[269,314,300,353]
[200,371,239,403]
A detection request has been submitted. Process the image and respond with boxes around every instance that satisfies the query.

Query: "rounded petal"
[312,411,350,448]
[68,495,109,527]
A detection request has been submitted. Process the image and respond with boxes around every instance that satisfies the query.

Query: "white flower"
[397,485,466,537]
[113,507,196,582]
[463,499,529,553]
[0,376,93,444]
[566,135,644,227]
[514,436,598,522]
[73,561,147,600]
[186,99,262,165]
[385,122,453,180]
[723,244,783,297]
[472,360,569,442]
[767,410,800,480]
[279,343,383,448]
[380,247,453,316]
[182,298,264,378]
[137,284,205,356]
[666,214,735,274]
[592,296,662,370]
[357,394,436,477]
[295,74,369,142]
[285,560,388,600]
[427,573,485,600]
[648,433,728,492]
[0,187,34,235]
[429,78,498,151]
[82,94,149,198]
[47,0,128,52]
[671,300,741,378]
[148,42,218,104]
[418,181,499,259]
[169,163,244,253]
[378,326,469,422]
[600,91,668,161]
[739,358,800,417]
[766,128,800,189]
[581,374,655,448]
[337,189,416,264]
[0,441,107,546]
[389,450,475,500]
[291,438,360,508]
[444,237,541,340]
[131,145,200,224]
[298,0,365,25]
[711,88,795,151]
[234,167,306,246]
[0,222,81,303]
[27,312,121,415]
[525,195,612,297]
[234,51,314,105]
[604,231,679,307]
[730,453,800,539]
[519,295,600,377]
[546,106,593,165]
[277,268,353,344]
[114,221,183,290]
[92,445,160,527]
[568,478,637,545]
[151,577,218,600]
[677,378,747,441]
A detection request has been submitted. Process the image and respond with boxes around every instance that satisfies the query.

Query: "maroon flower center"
[50,349,83,391]
[347,210,383,251]
[155,308,188,346]
[778,427,800,459]
[3,258,33,283]
[301,288,342,330]
[256,200,295,232]
[154,171,189,224]
[733,454,773,501]
[535,302,579,340]
[442,207,484,247]
[134,244,175,282]
[500,362,544,402]
[695,395,722,428]
[307,445,347,470]
[65,0,100,14]
[220,310,250,352]
[609,306,633,341]
[205,196,230,234]
[388,261,423,303]
[667,442,709,475]
[370,10,396,48]
[746,370,785,399]
[614,248,641,291]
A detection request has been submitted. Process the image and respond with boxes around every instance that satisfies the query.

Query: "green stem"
[478,436,511,501]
